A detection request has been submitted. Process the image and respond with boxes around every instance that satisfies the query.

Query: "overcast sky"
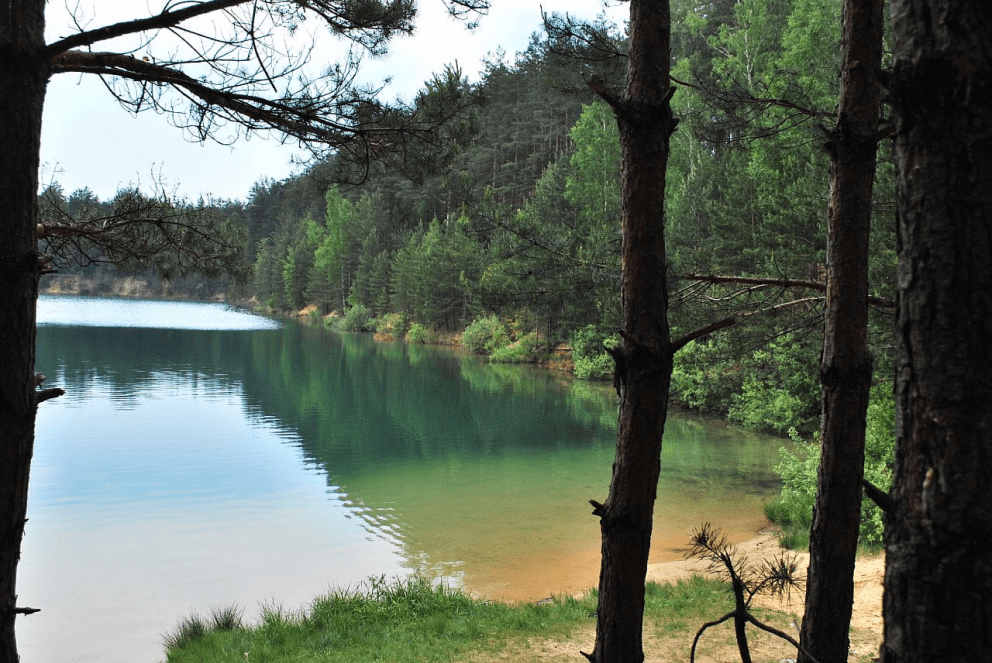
[40,0,625,203]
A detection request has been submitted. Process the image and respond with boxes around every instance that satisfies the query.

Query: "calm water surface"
[20,295,785,663]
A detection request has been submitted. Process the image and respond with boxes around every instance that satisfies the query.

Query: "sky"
[40,0,626,203]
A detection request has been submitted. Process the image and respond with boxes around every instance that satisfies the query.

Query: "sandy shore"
[644,528,885,658]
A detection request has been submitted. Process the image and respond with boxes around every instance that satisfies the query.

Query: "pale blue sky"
[41,0,625,202]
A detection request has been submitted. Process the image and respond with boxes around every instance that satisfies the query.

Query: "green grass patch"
[763,499,812,550]
[644,574,734,636]
[163,575,734,663]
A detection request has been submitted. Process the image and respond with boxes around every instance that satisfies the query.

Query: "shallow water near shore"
[20,296,784,662]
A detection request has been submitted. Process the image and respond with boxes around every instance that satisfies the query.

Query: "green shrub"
[376,312,406,336]
[766,384,895,550]
[764,428,819,549]
[860,385,895,548]
[726,333,820,436]
[570,325,618,380]
[405,323,435,344]
[341,304,375,332]
[462,315,508,354]
[490,331,542,363]
[671,336,745,412]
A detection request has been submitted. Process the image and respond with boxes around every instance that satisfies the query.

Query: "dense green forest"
[39,0,897,450]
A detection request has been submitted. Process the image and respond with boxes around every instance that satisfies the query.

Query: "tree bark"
[586,1,676,661]
[0,2,48,661]
[799,0,883,662]
[881,1,992,660]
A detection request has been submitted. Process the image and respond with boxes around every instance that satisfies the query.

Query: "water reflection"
[23,296,785,663]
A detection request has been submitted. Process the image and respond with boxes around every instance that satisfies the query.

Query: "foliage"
[766,385,895,549]
[490,331,542,364]
[763,428,819,549]
[376,313,407,336]
[461,314,509,355]
[405,323,435,344]
[38,186,250,282]
[726,333,821,436]
[52,0,897,451]
[670,331,820,437]
[570,326,619,380]
[340,304,375,332]
[391,217,483,329]
[860,384,896,548]
[310,187,358,312]
[671,336,746,413]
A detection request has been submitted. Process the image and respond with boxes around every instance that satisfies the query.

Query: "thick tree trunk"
[586,1,676,661]
[881,1,992,661]
[0,3,47,661]
[798,0,882,662]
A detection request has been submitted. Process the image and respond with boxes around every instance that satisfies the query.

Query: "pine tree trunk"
[0,3,48,661]
[587,1,676,661]
[799,0,882,661]
[881,1,992,660]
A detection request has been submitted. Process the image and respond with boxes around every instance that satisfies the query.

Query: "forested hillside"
[40,0,897,440]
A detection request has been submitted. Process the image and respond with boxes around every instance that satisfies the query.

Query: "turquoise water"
[20,295,784,662]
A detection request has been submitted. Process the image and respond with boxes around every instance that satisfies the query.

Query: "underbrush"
[163,575,733,663]
[764,384,895,551]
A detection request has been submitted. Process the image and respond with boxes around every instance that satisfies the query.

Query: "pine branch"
[671,296,826,354]
[680,273,895,308]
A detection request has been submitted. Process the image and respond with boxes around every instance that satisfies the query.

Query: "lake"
[19,295,785,662]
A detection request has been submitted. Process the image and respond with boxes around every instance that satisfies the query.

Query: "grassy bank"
[162,575,737,663]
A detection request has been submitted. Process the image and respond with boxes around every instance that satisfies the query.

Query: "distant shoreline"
[39,273,230,302]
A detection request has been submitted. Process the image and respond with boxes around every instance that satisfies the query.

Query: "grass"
[764,500,812,550]
[162,574,735,663]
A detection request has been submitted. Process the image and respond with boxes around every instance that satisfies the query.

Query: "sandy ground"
[467,528,884,663]
[646,528,884,640]
[641,528,885,661]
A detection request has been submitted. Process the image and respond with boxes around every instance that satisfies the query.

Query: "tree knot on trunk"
[605,342,625,396]
[818,358,873,390]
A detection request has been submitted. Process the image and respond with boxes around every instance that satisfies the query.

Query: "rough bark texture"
[881,1,992,661]
[587,1,676,661]
[0,2,47,661]
[798,0,882,661]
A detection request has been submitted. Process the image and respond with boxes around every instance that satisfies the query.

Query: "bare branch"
[672,316,737,353]
[44,0,251,57]
[51,50,356,143]
[680,273,895,308]
[672,296,825,356]
[690,612,735,663]
[38,185,249,281]
[682,272,826,292]
[670,72,826,120]
[11,607,41,616]
[744,613,822,663]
